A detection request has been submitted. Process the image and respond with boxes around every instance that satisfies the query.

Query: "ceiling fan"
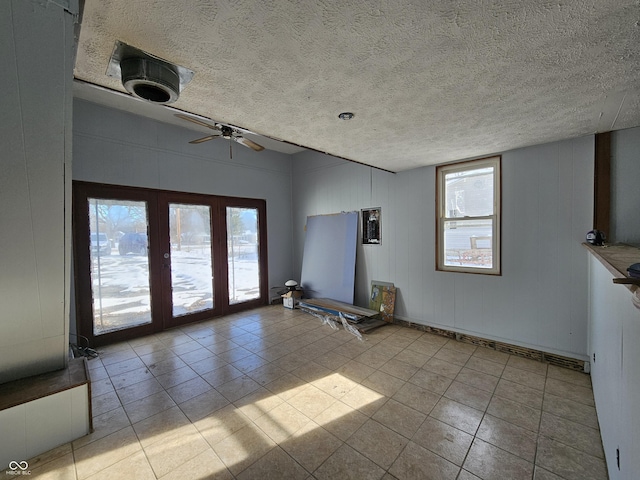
[175,113,265,152]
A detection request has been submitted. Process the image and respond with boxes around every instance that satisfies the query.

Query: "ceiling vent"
[120,57,179,103]
[106,41,194,105]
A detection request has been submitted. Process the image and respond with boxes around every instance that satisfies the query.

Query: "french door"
[73,182,268,346]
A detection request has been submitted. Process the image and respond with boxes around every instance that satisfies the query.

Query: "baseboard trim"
[392,318,586,372]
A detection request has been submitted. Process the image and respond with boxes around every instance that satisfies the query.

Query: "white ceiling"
[74,1,640,172]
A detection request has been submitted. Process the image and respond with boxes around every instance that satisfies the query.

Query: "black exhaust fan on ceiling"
[106,40,194,105]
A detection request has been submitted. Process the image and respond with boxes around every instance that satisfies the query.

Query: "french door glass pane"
[227,207,260,304]
[88,198,151,335]
[169,203,214,316]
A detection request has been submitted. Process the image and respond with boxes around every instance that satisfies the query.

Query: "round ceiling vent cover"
[120,57,180,104]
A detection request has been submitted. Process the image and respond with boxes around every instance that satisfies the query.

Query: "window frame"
[436,155,502,275]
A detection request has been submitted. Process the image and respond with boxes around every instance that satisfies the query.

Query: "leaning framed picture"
[362,208,381,245]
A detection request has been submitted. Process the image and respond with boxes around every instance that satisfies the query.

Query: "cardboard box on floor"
[281,289,303,309]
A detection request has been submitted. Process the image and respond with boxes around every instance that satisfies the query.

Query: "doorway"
[73,182,268,346]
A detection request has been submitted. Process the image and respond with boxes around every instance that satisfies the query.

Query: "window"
[436,156,501,275]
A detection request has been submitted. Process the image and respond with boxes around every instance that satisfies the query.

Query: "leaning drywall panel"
[300,212,358,304]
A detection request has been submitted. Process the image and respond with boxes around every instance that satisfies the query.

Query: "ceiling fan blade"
[234,136,265,152]
[175,113,218,130]
[189,135,219,144]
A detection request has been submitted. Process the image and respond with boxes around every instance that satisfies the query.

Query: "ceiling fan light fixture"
[338,112,355,120]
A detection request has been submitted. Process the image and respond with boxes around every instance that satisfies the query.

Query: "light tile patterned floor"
[16,306,607,479]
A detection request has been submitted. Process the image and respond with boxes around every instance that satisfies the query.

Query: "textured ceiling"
[74,0,640,172]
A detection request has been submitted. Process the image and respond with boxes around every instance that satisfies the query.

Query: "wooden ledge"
[584,242,640,309]
[0,357,91,412]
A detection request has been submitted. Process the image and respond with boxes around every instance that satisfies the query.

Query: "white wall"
[611,126,640,245]
[0,0,75,383]
[72,99,295,295]
[588,255,640,479]
[292,136,594,359]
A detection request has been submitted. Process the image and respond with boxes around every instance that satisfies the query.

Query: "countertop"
[583,242,640,309]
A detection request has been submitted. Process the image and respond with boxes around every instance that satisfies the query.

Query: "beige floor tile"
[288,384,337,418]
[501,365,547,391]
[335,359,377,383]
[264,372,310,400]
[73,426,142,480]
[533,466,565,480]
[464,356,506,377]
[392,348,431,368]
[408,368,453,394]
[430,398,484,435]
[280,421,342,472]
[165,375,212,404]
[472,347,510,365]
[216,374,262,402]
[434,347,472,366]
[412,416,473,466]
[463,438,534,479]
[547,365,592,388]
[457,469,482,480]
[477,414,538,462]
[487,395,541,432]
[444,380,492,411]
[196,403,252,447]
[115,377,164,405]
[389,441,460,480]
[423,357,463,379]
[362,370,407,397]
[313,444,386,480]
[188,354,228,376]
[123,390,176,424]
[314,400,369,441]
[443,339,478,355]
[354,349,393,370]
[83,451,155,480]
[154,365,199,389]
[507,355,549,376]
[379,358,420,381]
[291,361,333,383]
[542,392,599,429]
[211,424,276,476]
[232,386,285,420]
[539,412,604,458]
[73,407,131,449]
[143,426,210,478]
[178,388,230,422]
[27,442,73,471]
[201,363,245,387]
[545,377,595,407]
[254,401,312,443]
[131,406,191,448]
[536,435,608,480]
[372,398,427,438]
[25,452,77,480]
[455,367,499,393]
[236,446,308,480]
[312,371,360,399]
[494,378,544,409]
[244,362,287,386]
[91,390,122,416]
[392,382,440,415]
[347,419,409,469]
[341,384,388,416]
